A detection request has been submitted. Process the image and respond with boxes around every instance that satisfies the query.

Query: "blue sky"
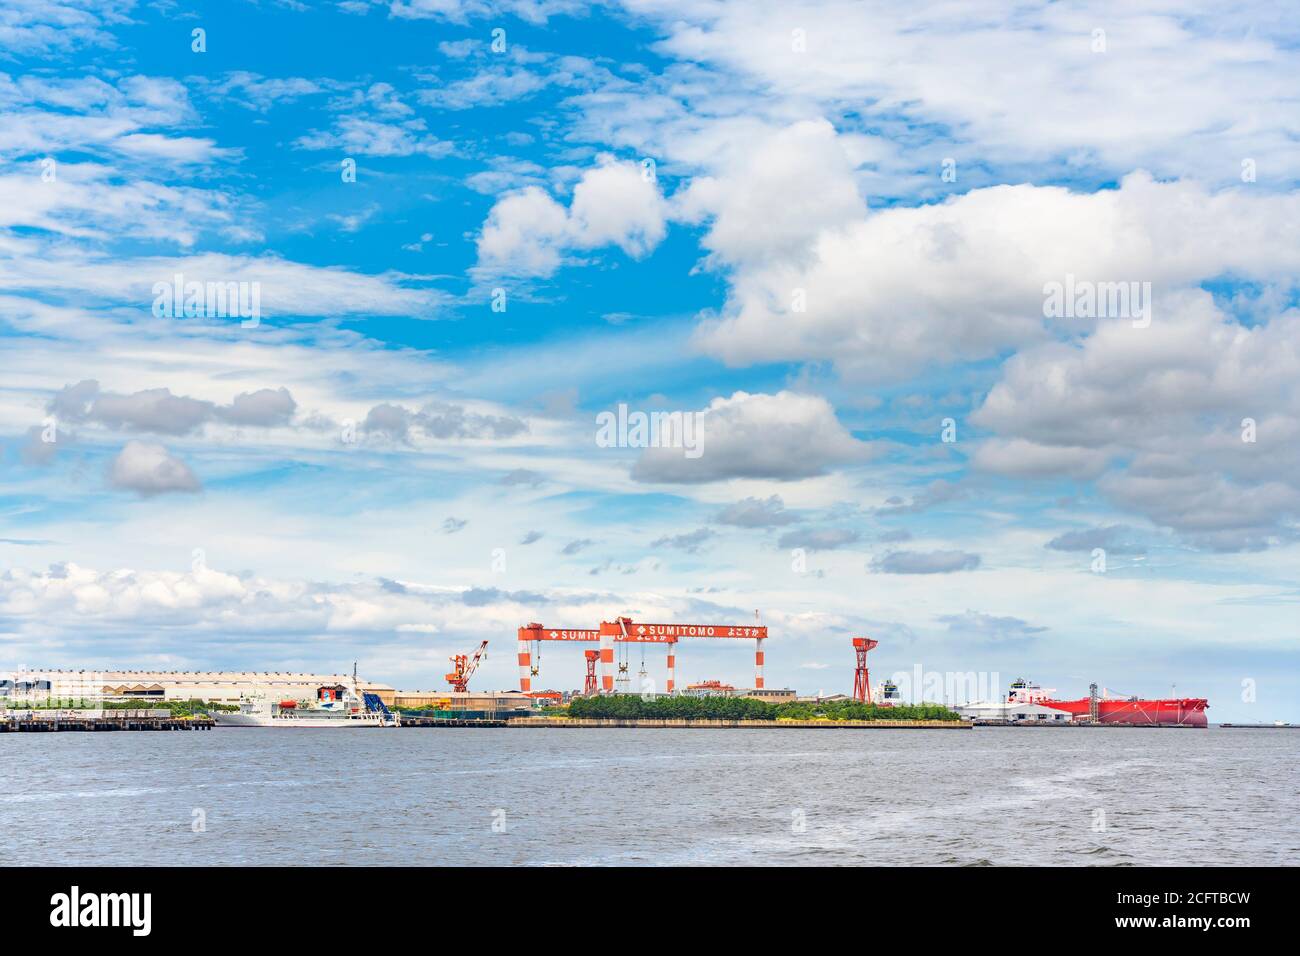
[2,0,1299,720]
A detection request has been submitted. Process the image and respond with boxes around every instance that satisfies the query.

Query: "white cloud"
[51,381,298,434]
[0,161,241,246]
[387,0,592,24]
[632,390,874,483]
[0,72,234,166]
[870,550,982,574]
[476,186,571,276]
[0,251,450,318]
[294,115,452,158]
[675,119,865,269]
[631,0,1300,186]
[715,494,801,527]
[0,1,132,55]
[971,439,1108,481]
[972,295,1300,550]
[475,158,667,278]
[776,527,859,551]
[200,72,330,112]
[692,172,1300,380]
[107,440,202,496]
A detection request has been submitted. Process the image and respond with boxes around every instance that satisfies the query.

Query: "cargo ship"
[1007,679,1208,728]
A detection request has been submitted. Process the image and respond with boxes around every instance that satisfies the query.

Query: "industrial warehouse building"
[953,700,1072,723]
[0,670,396,705]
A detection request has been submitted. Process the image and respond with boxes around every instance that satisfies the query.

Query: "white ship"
[875,679,904,705]
[214,678,398,728]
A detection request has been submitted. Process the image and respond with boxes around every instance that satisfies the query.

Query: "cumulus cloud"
[500,468,544,487]
[48,381,296,434]
[1046,525,1147,555]
[420,400,527,439]
[875,479,967,515]
[362,400,527,443]
[937,610,1047,645]
[650,528,716,553]
[362,403,412,442]
[715,494,801,527]
[219,388,298,427]
[972,295,1300,550]
[777,527,860,552]
[475,158,667,278]
[561,538,593,555]
[692,173,1300,380]
[971,439,1108,481]
[870,550,981,574]
[676,119,866,269]
[460,586,546,606]
[632,390,872,484]
[107,440,201,496]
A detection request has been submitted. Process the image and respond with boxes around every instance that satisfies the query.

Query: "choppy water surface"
[4,728,1295,866]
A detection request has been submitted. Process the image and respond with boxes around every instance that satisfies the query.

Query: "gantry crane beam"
[515,622,680,692]
[515,617,768,695]
[600,617,767,694]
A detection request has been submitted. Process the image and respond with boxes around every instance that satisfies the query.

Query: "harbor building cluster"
[2,670,397,705]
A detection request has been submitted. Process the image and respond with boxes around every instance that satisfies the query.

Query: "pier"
[1,710,215,732]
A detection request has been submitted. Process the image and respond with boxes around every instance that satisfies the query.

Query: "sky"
[1,0,1297,721]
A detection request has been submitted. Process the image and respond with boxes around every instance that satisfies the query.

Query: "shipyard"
[1,615,1210,731]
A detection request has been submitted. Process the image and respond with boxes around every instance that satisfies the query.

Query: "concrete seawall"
[1,715,215,731]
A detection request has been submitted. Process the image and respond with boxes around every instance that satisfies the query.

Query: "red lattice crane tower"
[583,649,599,696]
[852,637,879,703]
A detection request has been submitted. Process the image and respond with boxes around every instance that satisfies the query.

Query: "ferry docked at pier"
[214,681,398,728]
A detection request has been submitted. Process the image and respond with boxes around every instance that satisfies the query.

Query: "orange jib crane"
[446,640,489,692]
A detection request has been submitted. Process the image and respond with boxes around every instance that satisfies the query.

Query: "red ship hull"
[1045,697,1209,727]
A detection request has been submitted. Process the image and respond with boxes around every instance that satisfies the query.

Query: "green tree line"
[4,698,238,715]
[564,695,959,721]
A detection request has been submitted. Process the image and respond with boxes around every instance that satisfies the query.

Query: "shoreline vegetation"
[563,696,960,722]
[2,698,239,716]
